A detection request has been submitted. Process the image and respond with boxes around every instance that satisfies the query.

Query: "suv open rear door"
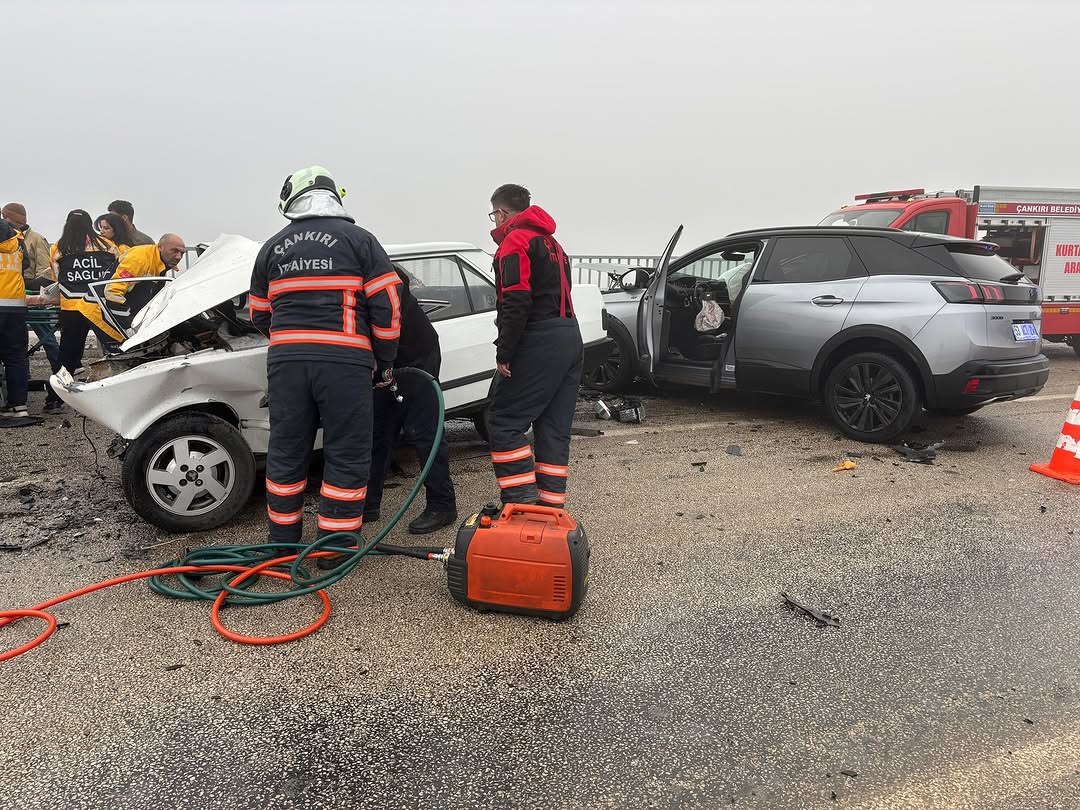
[637,226,683,384]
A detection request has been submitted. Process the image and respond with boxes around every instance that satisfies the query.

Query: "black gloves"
[374,361,394,389]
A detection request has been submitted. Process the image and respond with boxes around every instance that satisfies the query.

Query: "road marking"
[1000,393,1074,404]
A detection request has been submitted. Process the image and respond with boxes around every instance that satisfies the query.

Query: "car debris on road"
[780,591,842,628]
[891,441,945,464]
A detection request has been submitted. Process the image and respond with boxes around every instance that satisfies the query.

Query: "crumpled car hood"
[122,234,264,351]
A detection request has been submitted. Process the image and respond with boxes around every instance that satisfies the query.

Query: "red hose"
[0,552,337,663]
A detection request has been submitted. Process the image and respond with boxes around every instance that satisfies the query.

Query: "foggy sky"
[7,0,1079,257]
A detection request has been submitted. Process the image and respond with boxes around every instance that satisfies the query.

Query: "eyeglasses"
[488,209,502,223]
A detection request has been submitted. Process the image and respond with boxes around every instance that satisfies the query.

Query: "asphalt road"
[2,345,1079,810]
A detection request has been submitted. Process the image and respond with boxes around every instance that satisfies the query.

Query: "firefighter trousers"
[487,318,583,507]
[367,348,456,515]
[265,360,373,543]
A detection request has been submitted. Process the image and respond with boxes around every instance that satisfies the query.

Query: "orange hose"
[0,552,338,663]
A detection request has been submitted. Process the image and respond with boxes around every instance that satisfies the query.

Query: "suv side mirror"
[620,268,652,290]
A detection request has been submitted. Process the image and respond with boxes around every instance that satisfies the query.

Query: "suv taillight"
[932,281,1042,305]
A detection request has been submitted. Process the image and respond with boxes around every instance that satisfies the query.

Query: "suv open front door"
[637,226,683,384]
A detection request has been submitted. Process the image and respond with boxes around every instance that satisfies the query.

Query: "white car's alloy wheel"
[146,434,237,517]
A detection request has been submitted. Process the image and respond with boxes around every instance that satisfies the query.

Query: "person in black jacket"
[485,184,583,508]
[249,166,401,559]
[364,266,457,534]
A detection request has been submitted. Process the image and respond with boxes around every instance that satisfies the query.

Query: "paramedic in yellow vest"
[45,210,122,413]
[104,234,185,328]
[0,219,30,416]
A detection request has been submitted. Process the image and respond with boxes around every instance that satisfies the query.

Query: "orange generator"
[446,503,589,620]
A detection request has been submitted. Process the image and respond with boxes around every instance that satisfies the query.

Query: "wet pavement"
[2,346,1079,809]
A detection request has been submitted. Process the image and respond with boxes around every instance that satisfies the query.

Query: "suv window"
[394,257,471,321]
[905,210,950,234]
[849,236,953,277]
[760,237,864,283]
[920,245,1024,283]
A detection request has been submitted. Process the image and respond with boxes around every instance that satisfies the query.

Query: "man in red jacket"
[486,184,583,508]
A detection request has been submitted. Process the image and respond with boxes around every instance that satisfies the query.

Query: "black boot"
[407,509,458,535]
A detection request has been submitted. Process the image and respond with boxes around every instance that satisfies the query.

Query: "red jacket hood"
[490,205,557,245]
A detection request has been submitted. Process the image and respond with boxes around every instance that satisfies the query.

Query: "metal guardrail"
[571,255,741,287]
[183,247,739,289]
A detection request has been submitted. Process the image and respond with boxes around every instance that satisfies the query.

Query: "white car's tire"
[122,412,256,533]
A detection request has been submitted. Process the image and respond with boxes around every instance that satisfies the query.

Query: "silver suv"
[585,226,1050,443]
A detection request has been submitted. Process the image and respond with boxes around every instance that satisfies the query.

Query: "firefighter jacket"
[105,244,164,308]
[489,206,576,364]
[0,221,26,314]
[249,216,402,369]
[50,238,124,341]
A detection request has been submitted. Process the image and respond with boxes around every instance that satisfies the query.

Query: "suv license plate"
[1012,322,1039,341]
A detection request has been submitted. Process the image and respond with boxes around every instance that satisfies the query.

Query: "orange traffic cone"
[1030,382,1080,485]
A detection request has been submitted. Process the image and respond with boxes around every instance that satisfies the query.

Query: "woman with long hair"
[95,212,136,254]
[45,209,122,413]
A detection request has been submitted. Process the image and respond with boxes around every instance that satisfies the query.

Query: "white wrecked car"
[51,235,612,532]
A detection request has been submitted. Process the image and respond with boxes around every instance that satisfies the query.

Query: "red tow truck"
[821,186,1080,354]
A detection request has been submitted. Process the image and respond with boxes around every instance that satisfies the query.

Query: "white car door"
[393,253,498,414]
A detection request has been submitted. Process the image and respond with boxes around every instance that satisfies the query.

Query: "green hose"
[148,369,447,605]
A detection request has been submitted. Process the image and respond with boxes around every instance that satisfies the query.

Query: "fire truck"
[821,186,1080,353]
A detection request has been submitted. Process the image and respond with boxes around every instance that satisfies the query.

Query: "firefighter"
[249,166,401,563]
[104,234,186,328]
[364,265,457,534]
[0,219,29,416]
[485,184,583,508]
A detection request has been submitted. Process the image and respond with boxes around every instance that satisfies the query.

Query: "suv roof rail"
[725,225,909,238]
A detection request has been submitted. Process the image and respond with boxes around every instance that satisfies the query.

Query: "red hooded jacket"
[490,206,576,364]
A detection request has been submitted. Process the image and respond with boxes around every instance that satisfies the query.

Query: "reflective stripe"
[1054,432,1079,456]
[268,276,364,299]
[491,445,532,464]
[0,298,26,308]
[266,478,307,497]
[270,330,372,350]
[318,515,364,531]
[321,483,367,501]
[249,294,271,312]
[387,282,401,335]
[365,272,401,296]
[535,463,569,477]
[268,506,304,525]
[497,472,536,489]
[343,290,356,334]
[537,489,567,505]
[1065,408,1080,427]
[371,325,400,340]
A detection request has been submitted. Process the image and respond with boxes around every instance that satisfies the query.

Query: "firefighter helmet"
[278,165,346,213]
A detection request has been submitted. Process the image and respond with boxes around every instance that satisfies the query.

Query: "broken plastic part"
[890,441,945,464]
[780,591,841,628]
[832,459,858,472]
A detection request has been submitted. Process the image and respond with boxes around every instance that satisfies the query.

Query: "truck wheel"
[583,324,636,393]
[824,352,921,444]
[122,412,256,533]
[1073,336,1080,359]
